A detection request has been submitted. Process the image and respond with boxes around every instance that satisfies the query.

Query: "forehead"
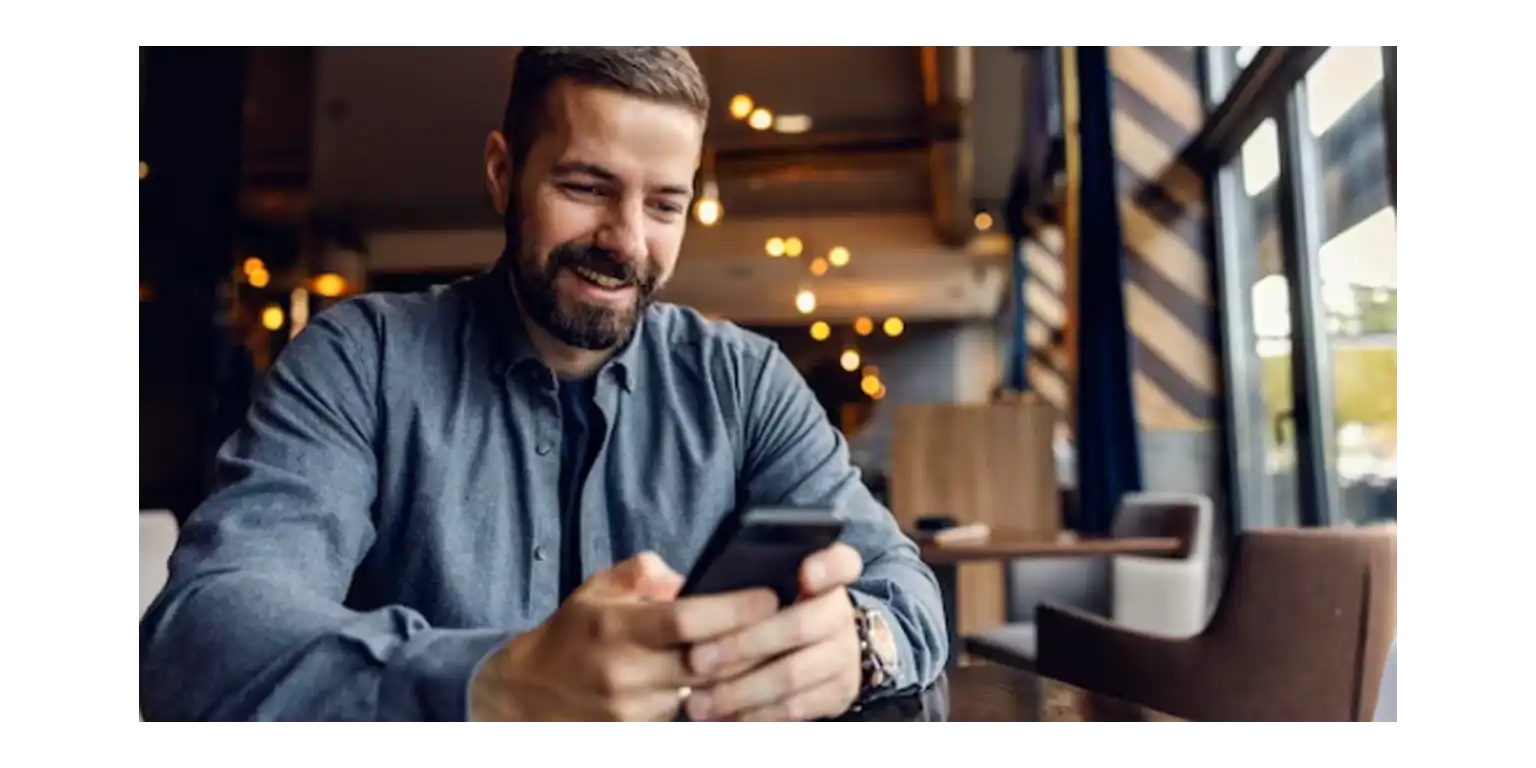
[532,81,704,184]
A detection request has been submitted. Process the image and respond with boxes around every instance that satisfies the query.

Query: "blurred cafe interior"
[139,46,1397,721]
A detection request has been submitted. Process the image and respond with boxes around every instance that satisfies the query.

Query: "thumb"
[592,552,684,602]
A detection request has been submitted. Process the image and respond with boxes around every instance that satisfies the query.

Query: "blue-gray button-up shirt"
[139,269,947,721]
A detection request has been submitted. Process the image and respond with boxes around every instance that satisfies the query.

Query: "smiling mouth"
[570,265,632,291]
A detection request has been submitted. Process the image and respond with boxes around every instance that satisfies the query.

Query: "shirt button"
[536,441,554,456]
[533,545,549,562]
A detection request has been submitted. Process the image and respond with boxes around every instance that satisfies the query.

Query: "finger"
[591,684,691,722]
[686,637,847,721]
[799,542,863,595]
[586,641,695,693]
[620,588,779,649]
[729,675,858,722]
[688,587,851,676]
[588,552,684,601]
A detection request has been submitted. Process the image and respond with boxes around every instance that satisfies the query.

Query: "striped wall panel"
[1019,212,1071,417]
[1108,46,1220,431]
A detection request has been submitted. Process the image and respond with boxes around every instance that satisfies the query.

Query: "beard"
[507,235,661,351]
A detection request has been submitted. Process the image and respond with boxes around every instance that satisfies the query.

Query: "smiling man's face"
[490,80,704,351]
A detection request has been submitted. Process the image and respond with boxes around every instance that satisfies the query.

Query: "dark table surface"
[832,663,1182,722]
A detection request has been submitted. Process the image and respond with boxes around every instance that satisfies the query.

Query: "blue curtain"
[1071,47,1143,535]
[1005,166,1031,393]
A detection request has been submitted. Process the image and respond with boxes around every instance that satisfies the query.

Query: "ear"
[484,130,512,216]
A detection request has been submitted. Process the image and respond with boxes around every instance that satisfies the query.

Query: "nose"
[594,197,647,264]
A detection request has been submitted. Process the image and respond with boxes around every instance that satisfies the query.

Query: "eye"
[560,182,605,198]
[649,200,685,215]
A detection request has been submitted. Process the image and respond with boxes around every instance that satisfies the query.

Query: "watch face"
[867,609,900,672]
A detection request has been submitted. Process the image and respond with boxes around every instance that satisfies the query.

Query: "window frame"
[1199,46,1396,529]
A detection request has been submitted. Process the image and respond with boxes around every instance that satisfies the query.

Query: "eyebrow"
[551,161,693,198]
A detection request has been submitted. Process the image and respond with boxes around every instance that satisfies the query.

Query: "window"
[1208,46,1396,528]
[1223,118,1301,527]
[1205,46,1264,106]
[1302,47,1396,525]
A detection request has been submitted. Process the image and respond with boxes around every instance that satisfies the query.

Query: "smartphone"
[679,507,846,608]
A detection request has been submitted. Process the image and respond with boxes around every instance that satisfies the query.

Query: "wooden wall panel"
[890,398,1061,637]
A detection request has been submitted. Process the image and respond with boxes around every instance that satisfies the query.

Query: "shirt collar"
[471,259,640,393]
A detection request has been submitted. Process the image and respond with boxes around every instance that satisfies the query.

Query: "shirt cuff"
[378,628,518,721]
[848,588,918,700]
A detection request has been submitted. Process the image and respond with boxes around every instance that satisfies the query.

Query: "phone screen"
[680,507,844,607]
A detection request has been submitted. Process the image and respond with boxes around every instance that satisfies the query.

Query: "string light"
[311,273,348,298]
[765,237,786,258]
[883,317,905,337]
[854,317,874,336]
[794,289,816,314]
[729,94,754,120]
[828,246,851,267]
[839,348,861,372]
[784,237,804,258]
[809,257,829,277]
[748,108,773,131]
[260,304,285,331]
[861,373,882,396]
[809,321,831,341]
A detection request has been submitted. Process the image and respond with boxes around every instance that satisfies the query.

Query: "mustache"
[550,243,643,286]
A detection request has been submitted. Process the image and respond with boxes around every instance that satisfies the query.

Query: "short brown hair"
[501,47,709,170]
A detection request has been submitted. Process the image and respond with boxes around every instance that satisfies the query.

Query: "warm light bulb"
[765,237,786,258]
[828,246,851,267]
[872,383,887,401]
[883,317,905,337]
[248,267,271,288]
[139,161,149,180]
[854,317,874,336]
[260,304,285,331]
[729,94,754,120]
[311,272,348,298]
[809,257,829,277]
[695,198,722,226]
[795,289,816,314]
[773,114,813,134]
[748,108,773,131]
[839,348,861,372]
[242,257,265,276]
[809,321,831,341]
[974,211,994,231]
[861,374,882,396]
[784,237,804,258]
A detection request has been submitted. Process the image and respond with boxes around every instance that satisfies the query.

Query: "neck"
[521,314,614,380]
[500,263,615,380]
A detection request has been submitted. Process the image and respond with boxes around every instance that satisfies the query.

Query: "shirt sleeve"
[138,301,513,721]
[736,344,949,696]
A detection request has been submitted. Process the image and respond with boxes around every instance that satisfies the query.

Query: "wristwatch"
[853,602,900,696]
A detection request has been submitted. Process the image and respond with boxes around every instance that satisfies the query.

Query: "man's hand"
[682,543,866,721]
[470,552,778,721]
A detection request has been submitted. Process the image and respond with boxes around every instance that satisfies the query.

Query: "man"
[139,46,947,722]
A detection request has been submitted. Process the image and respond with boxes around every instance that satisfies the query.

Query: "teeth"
[574,266,626,290]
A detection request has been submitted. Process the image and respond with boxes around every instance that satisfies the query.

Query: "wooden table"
[916,531,1185,669]
[833,663,1183,722]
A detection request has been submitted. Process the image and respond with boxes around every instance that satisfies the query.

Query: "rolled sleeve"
[738,345,949,695]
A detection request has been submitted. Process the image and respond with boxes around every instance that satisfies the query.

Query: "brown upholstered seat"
[1036,526,1396,721]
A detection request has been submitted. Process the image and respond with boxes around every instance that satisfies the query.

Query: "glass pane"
[1232,119,1301,528]
[1207,46,1264,105]
[1304,46,1396,525]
